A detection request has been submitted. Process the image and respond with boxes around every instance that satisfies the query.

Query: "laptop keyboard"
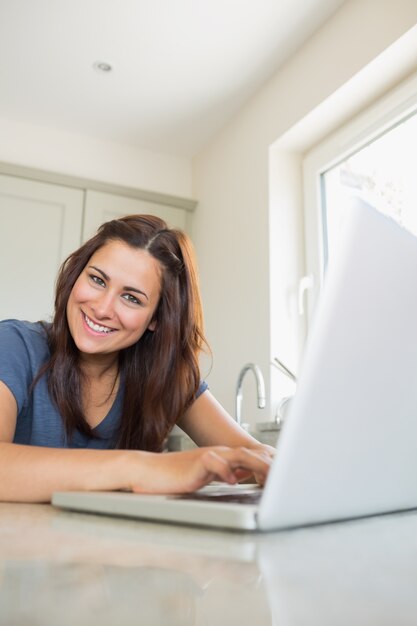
[176,490,262,505]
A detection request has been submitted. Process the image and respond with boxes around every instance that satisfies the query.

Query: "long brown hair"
[42,214,208,450]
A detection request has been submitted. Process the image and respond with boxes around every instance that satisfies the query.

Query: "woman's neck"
[79,357,121,428]
[79,353,119,382]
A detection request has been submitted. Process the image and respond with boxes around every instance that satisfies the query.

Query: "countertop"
[2,502,417,625]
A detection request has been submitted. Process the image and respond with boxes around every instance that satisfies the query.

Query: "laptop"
[52,199,417,531]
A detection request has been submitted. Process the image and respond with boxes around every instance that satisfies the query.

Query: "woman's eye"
[123,293,141,306]
[90,274,105,287]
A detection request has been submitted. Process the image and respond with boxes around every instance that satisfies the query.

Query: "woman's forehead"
[88,240,162,290]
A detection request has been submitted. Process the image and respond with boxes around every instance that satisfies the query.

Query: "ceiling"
[0,0,346,157]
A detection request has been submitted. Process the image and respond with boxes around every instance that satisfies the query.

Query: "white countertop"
[2,502,417,625]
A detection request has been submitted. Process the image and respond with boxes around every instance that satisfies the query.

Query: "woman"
[0,215,272,502]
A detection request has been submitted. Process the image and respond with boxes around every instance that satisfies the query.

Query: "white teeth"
[84,314,114,334]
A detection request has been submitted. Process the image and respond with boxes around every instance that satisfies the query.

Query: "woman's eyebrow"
[88,265,149,300]
[89,265,109,281]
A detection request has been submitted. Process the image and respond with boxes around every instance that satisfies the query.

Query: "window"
[302,71,417,326]
[322,110,417,268]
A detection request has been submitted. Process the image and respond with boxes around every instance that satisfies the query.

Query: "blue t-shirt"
[0,319,207,449]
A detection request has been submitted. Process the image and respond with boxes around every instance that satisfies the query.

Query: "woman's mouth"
[83,313,116,334]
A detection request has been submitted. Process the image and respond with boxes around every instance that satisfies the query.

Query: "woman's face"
[66,240,162,360]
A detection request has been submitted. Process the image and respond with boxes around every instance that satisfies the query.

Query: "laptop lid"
[258,198,417,529]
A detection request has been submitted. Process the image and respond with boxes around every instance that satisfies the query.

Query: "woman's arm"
[0,383,271,503]
[0,442,271,503]
[178,390,275,453]
[178,390,257,447]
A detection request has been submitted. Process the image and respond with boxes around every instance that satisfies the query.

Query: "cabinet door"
[0,175,84,321]
[82,190,189,241]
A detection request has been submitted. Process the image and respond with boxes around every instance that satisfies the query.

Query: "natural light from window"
[321,110,417,267]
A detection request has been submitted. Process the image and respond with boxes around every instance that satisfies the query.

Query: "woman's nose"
[91,291,116,319]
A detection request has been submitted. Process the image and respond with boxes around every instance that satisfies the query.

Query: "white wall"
[0,116,192,198]
[192,0,417,425]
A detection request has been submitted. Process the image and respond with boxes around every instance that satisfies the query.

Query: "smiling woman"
[67,242,161,355]
[0,214,273,502]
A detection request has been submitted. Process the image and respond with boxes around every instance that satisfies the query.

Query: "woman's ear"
[147,318,157,332]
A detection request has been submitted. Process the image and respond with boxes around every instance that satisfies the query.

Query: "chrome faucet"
[235,363,266,426]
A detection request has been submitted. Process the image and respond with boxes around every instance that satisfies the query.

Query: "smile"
[83,313,116,334]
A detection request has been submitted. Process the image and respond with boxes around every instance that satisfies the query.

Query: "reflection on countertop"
[2,502,417,625]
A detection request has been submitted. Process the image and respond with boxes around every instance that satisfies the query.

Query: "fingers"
[199,447,272,486]
[199,450,239,485]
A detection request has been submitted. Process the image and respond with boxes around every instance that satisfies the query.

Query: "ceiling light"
[93,61,112,73]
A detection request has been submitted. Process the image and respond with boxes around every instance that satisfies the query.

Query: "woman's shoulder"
[0,319,50,352]
[0,320,52,417]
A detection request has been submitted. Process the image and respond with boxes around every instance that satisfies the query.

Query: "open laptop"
[52,199,417,531]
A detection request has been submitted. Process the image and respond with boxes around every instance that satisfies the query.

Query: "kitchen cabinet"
[0,174,83,321]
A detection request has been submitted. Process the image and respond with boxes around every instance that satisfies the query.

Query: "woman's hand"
[246,443,276,459]
[129,446,273,495]
[233,442,276,486]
